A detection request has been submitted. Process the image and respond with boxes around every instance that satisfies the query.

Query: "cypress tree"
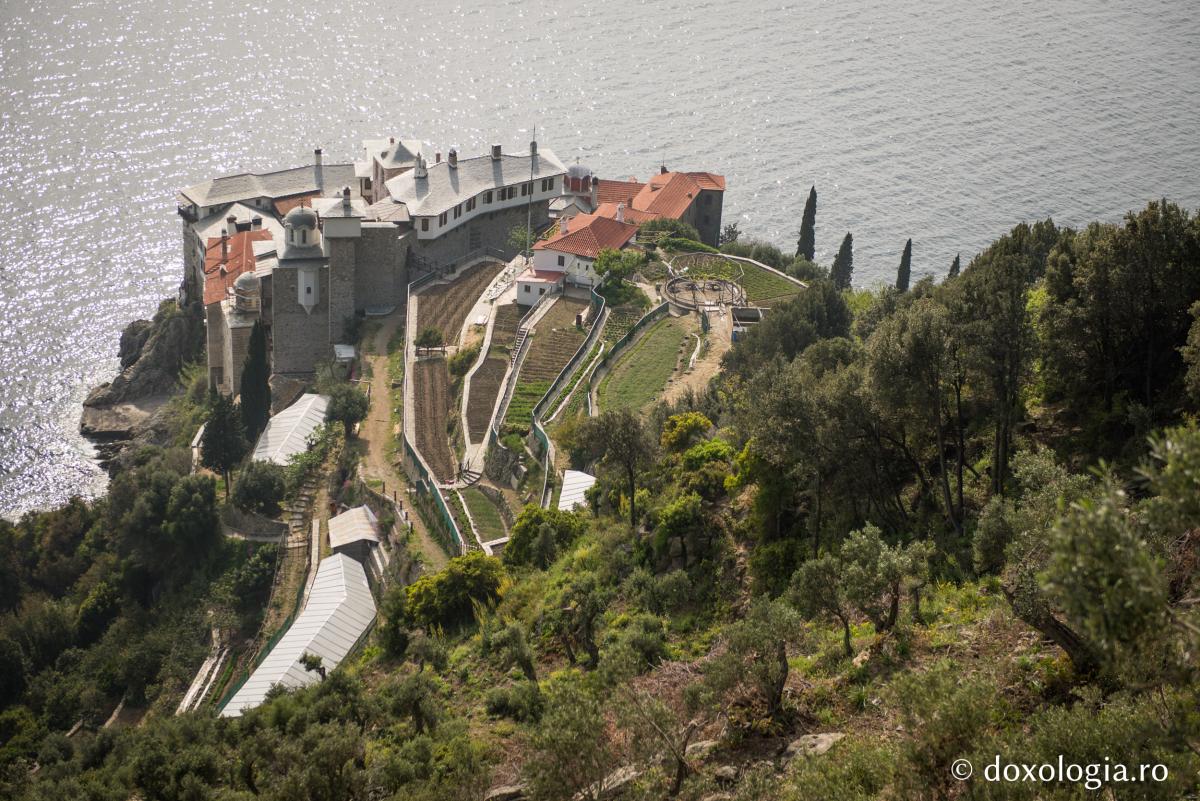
[240,320,271,443]
[201,390,248,500]
[948,253,961,279]
[896,238,913,292]
[831,232,854,290]
[796,185,817,261]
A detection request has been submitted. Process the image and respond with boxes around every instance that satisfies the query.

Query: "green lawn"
[598,317,689,412]
[502,379,551,434]
[739,262,804,305]
[459,488,506,541]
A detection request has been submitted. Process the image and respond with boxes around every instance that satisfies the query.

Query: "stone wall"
[356,224,410,310]
[413,201,548,269]
[327,237,357,344]
[206,302,227,391]
[271,266,332,377]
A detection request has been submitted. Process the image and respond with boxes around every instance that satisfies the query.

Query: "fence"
[528,285,608,507]
[398,250,509,556]
[585,302,670,416]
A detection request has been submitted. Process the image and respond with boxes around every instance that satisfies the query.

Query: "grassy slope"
[598,316,689,412]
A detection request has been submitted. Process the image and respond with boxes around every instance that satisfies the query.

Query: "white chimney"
[447,148,458,169]
[491,144,502,160]
[560,215,569,235]
[342,186,351,210]
[530,139,538,157]
[226,214,238,233]
[435,152,442,164]
[616,202,625,223]
[414,153,428,180]
[314,148,323,168]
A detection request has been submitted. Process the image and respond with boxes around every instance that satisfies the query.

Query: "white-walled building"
[518,211,639,302]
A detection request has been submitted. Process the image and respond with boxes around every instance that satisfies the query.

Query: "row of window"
[419,177,556,232]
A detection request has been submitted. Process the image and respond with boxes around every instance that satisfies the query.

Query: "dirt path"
[362,312,449,573]
[662,309,732,404]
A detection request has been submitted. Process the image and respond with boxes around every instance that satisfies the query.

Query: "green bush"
[405,551,504,631]
[448,341,481,377]
[503,505,586,569]
[232,461,287,516]
[484,681,543,722]
[326,383,369,433]
[639,217,701,242]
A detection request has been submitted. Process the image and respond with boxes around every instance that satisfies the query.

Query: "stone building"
[184,138,568,390]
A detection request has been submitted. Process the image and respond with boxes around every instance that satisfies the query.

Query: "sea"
[1,0,1197,517]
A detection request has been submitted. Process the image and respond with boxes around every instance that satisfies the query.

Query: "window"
[421,218,429,232]
[520,183,528,197]
[557,255,565,266]
[439,212,448,226]
[539,287,546,295]
[454,203,462,219]
[466,197,475,212]
[301,229,307,244]
[524,285,531,294]
[541,177,555,191]
[484,190,493,204]
[306,286,312,295]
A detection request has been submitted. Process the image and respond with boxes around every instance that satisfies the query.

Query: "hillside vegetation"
[4,201,1200,800]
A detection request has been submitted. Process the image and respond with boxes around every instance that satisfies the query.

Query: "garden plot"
[416,260,506,343]
[675,253,802,307]
[502,297,590,433]
[598,315,693,413]
[466,356,507,440]
[411,358,456,483]
[490,302,523,350]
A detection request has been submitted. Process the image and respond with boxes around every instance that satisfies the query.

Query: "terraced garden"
[598,315,692,413]
[462,301,524,442]
[502,297,590,433]
[416,260,506,342]
[465,355,507,440]
[411,357,456,483]
[459,487,507,541]
[675,253,803,306]
[490,301,523,350]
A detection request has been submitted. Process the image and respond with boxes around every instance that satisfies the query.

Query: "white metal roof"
[329,505,381,550]
[557,470,597,511]
[385,148,566,218]
[180,163,357,208]
[220,554,376,717]
[252,393,329,465]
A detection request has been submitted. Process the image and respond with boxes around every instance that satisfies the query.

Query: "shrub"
[325,383,369,433]
[405,551,504,631]
[485,681,543,722]
[503,505,586,569]
[232,461,287,516]
[448,342,481,377]
[639,217,701,242]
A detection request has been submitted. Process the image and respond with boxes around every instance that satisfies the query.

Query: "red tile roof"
[687,172,726,191]
[273,193,319,217]
[519,269,567,283]
[594,202,660,225]
[631,172,704,219]
[594,179,645,206]
[203,230,272,306]
[533,213,639,259]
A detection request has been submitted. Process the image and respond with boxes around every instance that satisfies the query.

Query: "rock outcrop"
[80,300,204,460]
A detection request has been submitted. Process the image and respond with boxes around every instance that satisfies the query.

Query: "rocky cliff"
[80,300,204,447]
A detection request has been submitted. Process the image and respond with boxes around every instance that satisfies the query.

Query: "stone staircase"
[510,328,529,366]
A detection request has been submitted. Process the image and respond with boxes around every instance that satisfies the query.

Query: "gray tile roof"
[363,137,422,170]
[385,149,566,218]
[180,163,357,208]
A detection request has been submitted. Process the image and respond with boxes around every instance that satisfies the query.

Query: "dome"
[283,205,319,230]
[234,271,260,291]
[567,163,593,179]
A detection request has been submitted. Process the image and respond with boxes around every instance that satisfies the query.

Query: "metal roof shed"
[329,505,381,553]
[220,554,376,717]
[557,470,597,512]
[252,393,329,465]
